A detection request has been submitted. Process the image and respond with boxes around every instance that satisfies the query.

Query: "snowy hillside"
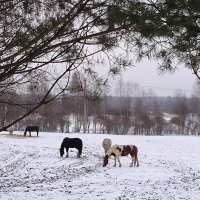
[0,132,200,200]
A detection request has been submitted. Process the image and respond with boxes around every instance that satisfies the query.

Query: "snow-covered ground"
[0,132,200,200]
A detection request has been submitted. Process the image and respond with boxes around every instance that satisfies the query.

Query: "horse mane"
[60,139,66,150]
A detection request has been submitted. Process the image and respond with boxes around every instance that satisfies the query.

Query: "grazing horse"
[60,137,83,158]
[102,138,112,155]
[103,144,139,167]
[24,126,39,137]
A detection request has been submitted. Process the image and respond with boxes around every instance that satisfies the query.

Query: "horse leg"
[24,131,26,136]
[77,149,81,158]
[130,156,134,167]
[113,156,116,167]
[66,148,69,158]
[134,156,139,167]
[37,131,39,137]
[29,131,31,137]
[116,156,121,167]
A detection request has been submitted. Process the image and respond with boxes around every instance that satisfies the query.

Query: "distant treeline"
[1,93,200,135]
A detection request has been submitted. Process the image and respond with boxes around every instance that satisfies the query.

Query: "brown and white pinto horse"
[103,144,139,167]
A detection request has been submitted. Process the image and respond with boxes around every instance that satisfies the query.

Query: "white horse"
[102,138,112,155]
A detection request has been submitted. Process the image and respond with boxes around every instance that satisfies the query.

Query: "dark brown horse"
[60,137,83,158]
[24,126,39,137]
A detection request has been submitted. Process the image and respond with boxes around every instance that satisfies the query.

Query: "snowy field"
[0,132,200,200]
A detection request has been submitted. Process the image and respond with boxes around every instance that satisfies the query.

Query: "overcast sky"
[112,59,196,97]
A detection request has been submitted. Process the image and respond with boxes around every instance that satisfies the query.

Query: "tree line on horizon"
[1,81,200,135]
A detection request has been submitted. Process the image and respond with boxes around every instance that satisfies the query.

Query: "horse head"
[59,148,64,157]
[103,155,109,167]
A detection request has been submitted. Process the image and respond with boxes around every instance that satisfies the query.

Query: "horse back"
[120,145,131,156]
[116,145,137,157]
[63,138,82,148]
[26,126,39,131]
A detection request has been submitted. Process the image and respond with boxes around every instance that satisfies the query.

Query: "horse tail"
[134,146,139,167]
[36,126,39,137]
[79,139,83,155]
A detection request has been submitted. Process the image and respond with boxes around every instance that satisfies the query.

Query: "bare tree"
[173,90,189,134]
[188,79,200,135]
[0,90,20,128]
[0,0,133,131]
[152,100,165,135]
